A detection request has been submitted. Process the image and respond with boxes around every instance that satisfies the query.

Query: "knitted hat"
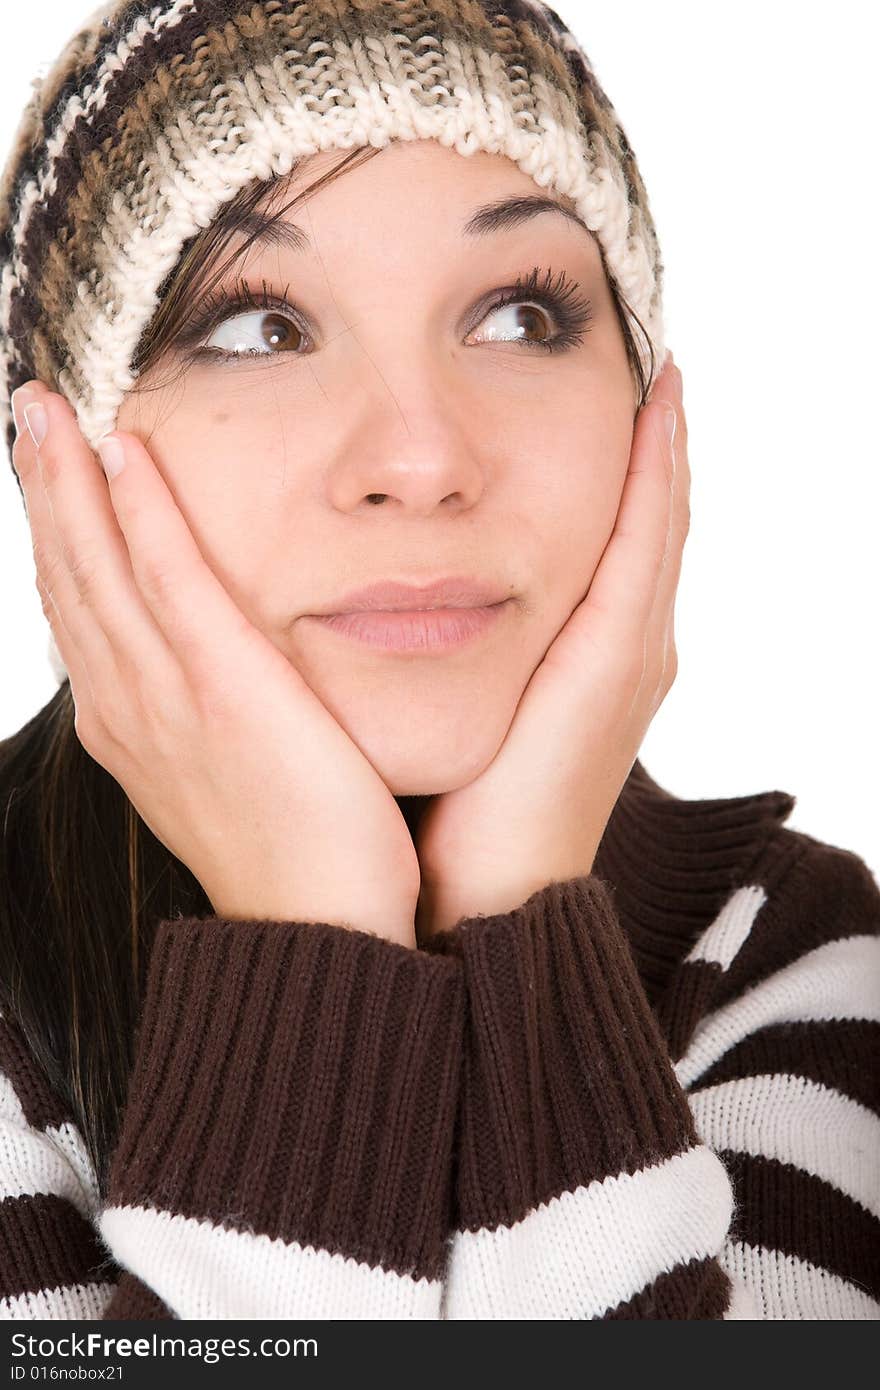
[0,0,666,682]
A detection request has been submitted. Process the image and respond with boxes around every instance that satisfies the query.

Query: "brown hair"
[0,143,653,1194]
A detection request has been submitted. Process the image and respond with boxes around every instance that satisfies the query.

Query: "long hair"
[0,142,653,1197]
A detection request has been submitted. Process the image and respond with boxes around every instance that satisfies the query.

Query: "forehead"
[270,137,579,194]
[240,140,593,254]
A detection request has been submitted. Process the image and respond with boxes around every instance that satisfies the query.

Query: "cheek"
[533,437,628,617]
[117,385,325,634]
[124,412,282,613]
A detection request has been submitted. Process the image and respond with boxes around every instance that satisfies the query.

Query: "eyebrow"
[231,193,591,253]
[461,194,590,240]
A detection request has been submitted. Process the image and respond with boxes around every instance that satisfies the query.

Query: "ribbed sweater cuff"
[422,876,700,1230]
[103,916,464,1283]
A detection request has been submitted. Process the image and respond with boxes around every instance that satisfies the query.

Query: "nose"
[325,364,489,517]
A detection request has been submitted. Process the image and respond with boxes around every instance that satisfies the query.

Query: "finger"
[15,387,171,688]
[580,366,677,655]
[34,567,101,718]
[94,423,259,679]
[649,357,691,521]
[11,385,104,716]
[645,364,690,653]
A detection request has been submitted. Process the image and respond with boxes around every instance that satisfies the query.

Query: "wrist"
[415,854,598,946]
[208,894,418,949]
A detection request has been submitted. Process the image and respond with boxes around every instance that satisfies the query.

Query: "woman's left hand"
[413,353,689,945]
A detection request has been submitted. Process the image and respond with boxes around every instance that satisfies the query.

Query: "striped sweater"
[1,759,878,1320]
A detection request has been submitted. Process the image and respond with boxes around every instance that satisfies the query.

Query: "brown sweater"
[0,758,878,1319]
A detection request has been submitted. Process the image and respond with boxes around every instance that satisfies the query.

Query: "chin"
[371,735,498,797]
[287,651,525,793]
[353,710,509,797]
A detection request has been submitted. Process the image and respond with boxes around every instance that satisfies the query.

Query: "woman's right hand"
[10,383,421,947]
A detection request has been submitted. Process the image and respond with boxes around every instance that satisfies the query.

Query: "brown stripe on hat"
[6,0,599,399]
[1,0,666,467]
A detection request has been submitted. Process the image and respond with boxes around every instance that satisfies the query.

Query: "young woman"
[0,0,877,1321]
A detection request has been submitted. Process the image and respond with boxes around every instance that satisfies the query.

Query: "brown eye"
[466,268,594,355]
[471,301,554,347]
[204,309,305,357]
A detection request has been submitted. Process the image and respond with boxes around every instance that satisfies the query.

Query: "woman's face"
[117,138,636,796]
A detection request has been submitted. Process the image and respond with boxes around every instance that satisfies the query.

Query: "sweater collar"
[593,758,797,1003]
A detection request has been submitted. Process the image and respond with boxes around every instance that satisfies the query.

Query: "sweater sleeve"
[1,914,464,1320]
[422,841,880,1320]
[421,874,743,1319]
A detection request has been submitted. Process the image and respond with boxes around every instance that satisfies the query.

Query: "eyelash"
[180,265,594,365]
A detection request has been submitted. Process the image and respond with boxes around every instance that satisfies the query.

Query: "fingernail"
[97,434,126,480]
[10,385,35,437]
[23,401,48,449]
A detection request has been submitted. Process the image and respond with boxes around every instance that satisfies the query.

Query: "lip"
[312,576,513,615]
[309,601,511,652]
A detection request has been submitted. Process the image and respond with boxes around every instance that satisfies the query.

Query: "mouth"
[313,575,513,615]
[307,599,512,652]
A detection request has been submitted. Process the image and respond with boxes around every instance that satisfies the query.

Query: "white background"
[1,1,877,875]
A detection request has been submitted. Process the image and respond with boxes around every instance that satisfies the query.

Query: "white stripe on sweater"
[723,1274,760,1319]
[97,1203,442,1320]
[688,1074,880,1220]
[0,1281,118,1322]
[0,1073,94,1220]
[441,1144,734,1319]
[720,1239,880,1320]
[683,886,768,970]
[675,934,880,1089]
[47,1119,102,1215]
